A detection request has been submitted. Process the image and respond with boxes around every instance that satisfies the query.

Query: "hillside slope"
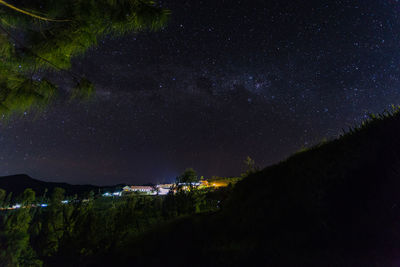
[109,110,400,266]
[0,174,103,197]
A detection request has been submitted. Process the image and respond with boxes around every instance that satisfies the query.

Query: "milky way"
[1,0,400,184]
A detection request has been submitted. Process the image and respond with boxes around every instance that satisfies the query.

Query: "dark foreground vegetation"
[107,108,400,266]
[3,109,400,266]
[0,177,232,266]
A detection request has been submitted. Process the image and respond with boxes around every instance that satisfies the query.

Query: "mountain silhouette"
[0,174,113,197]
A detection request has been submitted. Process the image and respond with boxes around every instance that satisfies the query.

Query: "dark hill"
[108,109,400,266]
[0,174,107,197]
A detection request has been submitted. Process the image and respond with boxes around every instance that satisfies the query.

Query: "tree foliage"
[0,0,169,117]
[0,180,228,266]
[176,168,199,185]
[0,189,42,266]
[241,156,258,177]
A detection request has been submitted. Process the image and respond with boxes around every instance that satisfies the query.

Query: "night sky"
[1,0,400,185]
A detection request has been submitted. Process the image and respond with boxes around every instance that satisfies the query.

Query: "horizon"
[1,0,399,184]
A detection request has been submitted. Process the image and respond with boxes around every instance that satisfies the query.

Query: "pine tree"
[0,0,169,117]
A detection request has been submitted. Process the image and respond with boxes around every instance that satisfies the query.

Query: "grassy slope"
[107,111,400,266]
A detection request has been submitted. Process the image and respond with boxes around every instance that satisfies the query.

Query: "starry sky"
[1,0,400,185]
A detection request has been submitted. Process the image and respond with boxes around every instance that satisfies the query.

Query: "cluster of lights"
[102,191,122,197]
[1,199,71,210]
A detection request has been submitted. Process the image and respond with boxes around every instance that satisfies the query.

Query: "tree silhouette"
[176,168,199,185]
[0,0,170,117]
[0,0,69,22]
[0,189,42,266]
[241,156,258,177]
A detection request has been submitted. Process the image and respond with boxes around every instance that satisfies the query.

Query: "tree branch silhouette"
[0,0,70,22]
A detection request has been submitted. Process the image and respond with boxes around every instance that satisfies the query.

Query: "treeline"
[0,180,232,266]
